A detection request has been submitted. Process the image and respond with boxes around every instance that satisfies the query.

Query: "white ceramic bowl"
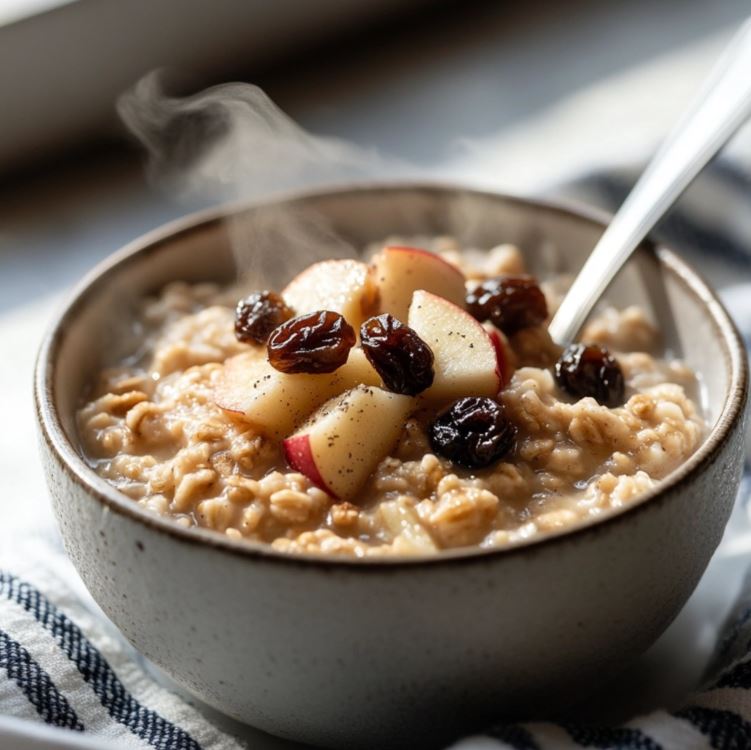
[35,185,748,748]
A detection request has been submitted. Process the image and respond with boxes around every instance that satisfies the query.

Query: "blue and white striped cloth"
[0,539,245,750]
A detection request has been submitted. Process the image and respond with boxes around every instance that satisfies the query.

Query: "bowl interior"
[49,185,736,503]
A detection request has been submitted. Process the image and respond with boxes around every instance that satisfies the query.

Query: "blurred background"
[1,0,750,310]
[1,1,750,736]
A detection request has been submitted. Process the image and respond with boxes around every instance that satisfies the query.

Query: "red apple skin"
[487,328,509,390]
[383,245,464,278]
[283,434,337,499]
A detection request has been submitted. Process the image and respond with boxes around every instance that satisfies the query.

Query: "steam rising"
[118,71,408,202]
[117,72,437,286]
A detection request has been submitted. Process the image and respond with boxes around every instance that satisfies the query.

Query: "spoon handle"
[548,19,751,345]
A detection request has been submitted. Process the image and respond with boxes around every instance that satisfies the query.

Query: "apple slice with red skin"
[282,259,377,332]
[215,347,380,438]
[408,290,502,401]
[483,323,511,389]
[370,245,466,322]
[283,385,414,500]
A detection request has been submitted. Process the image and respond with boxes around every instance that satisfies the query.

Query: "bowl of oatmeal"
[35,185,748,748]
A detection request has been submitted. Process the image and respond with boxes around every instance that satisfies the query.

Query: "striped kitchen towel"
[0,538,247,750]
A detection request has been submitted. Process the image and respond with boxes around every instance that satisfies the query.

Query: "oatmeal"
[77,238,704,556]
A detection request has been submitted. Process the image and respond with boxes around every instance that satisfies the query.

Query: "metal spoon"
[549,18,751,345]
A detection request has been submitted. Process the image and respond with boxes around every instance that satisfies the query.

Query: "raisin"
[429,397,516,469]
[466,275,548,334]
[235,291,293,344]
[268,311,355,374]
[554,343,625,407]
[360,314,434,396]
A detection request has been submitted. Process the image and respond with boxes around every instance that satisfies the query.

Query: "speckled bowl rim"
[34,182,749,569]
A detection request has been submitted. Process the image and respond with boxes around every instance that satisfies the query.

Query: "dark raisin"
[360,314,434,396]
[235,291,293,344]
[268,310,355,374]
[429,397,516,469]
[466,275,548,334]
[554,343,625,407]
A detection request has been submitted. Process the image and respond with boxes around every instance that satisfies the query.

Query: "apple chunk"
[370,245,466,322]
[215,348,380,438]
[408,290,501,401]
[282,259,377,331]
[338,346,383,389]
[283,386,414,500]
[483,323,511,388]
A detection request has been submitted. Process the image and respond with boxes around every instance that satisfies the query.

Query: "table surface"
[1,1,750,746]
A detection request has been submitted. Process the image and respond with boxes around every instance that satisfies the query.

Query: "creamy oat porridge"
[77,238,704,557]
